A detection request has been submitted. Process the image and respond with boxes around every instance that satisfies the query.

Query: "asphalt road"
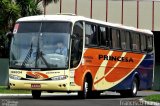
[0,91,160,106]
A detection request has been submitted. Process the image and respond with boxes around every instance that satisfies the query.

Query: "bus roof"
[17,14,153,35]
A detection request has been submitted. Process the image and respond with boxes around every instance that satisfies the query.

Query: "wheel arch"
[82,72,93,90]
[132,72,140,90]
[85,72,93,83]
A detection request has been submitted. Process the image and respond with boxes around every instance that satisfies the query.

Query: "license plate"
[31,84,41,88]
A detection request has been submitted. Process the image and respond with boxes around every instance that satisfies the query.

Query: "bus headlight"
[9,75,21,80]
[51,75,68,80]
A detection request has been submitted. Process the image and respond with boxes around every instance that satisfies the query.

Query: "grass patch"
[0,86,31,94]
[144,94,160,102]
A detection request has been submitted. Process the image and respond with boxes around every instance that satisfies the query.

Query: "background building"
[45,0,160,31]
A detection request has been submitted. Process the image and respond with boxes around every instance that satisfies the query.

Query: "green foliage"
[0,0,20,34]
[36,0,59,6]
[15,0,42,17]
[0,0,20,58]
[0,0,59,34]
[0,86,31,94]
[144,94,160,102]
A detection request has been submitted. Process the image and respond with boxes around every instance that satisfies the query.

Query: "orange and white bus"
[9,14,154,99]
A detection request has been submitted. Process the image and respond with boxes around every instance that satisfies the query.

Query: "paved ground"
[0,91,160,106]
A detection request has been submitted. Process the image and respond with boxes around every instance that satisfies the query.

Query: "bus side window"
[121,30,131,51]
[111,29,121,49]
[71,21,83,68]
[85,24,91,46]
[131,32,140,52]
[85,23,98,46]
[140,34,147,52]
[121,30,126,50]
[99,26,109,47]
[125,31,131,50]
[147,36,153,52]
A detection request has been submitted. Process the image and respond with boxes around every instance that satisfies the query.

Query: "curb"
[139,98,160,106]
[0,93,77,97]
[0,94,32,97]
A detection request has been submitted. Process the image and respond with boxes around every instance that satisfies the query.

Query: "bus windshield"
[10,22,71,70]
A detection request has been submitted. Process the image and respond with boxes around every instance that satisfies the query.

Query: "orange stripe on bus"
[26,72,49,79]
[104,51,123,74]
[74,48,109,87]
[105,53,144,82]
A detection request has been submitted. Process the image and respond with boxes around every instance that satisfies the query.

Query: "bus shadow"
[0,93,143,100]
[37,94,143,100]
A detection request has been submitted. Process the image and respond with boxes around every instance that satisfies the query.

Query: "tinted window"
[99,26,109,47]
[17,22,71,33]
[71,22,83,68]
[147,36,153,52]
[131,32,140,51]
[111,29,120,49]
[41,22,71,33]
[85,24,98,46]
[121,30,131,50]
[17,22,40,33]
[141,34,147,52]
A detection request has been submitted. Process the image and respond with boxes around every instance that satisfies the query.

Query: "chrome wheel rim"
[133,81,137,94]
[84,81,88,96]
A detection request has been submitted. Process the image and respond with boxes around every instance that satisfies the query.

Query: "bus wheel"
[120,78,138,97]
[78,77,92,99]
[129,78,138,97]
[32,90,41,99]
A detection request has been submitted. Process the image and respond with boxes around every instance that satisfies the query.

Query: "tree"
[0,0,20,35]
[0,0,20,57]
[0,0,59,33]
[15,0,42,17]
[37,0,59,15]
[15,0,59,16]
[36,0,59,5]
[0,0,59,58]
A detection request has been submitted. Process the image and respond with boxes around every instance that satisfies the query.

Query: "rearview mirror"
[6,32,14,41]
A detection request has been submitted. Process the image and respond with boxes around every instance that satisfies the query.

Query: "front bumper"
[9,78,69,91]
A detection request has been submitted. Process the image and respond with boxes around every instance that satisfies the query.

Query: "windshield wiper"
[21,42,33,68]
[35,34,50,68]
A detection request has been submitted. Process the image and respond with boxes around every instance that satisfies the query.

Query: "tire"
[91,91,101,98]
[120,78,138,97]
[129,78,138,97]
[32,90,41,99]
[78,77,92,99]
